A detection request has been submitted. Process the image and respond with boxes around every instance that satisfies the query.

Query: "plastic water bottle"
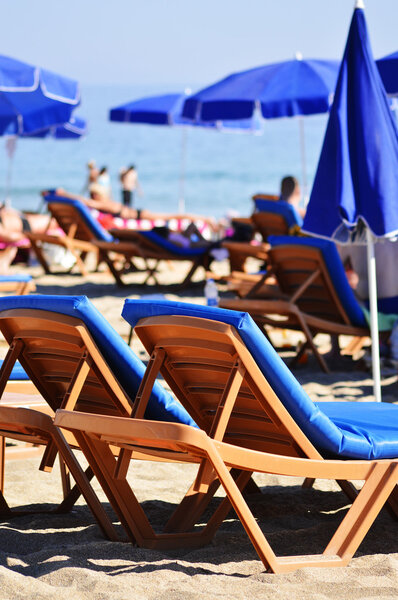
[204,278,219,307]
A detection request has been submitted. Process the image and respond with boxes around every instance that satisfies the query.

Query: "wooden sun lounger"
[54,305,398,573]
[220,237,370,372]
[27,198,102,276]
[222,198,302,274]
[96,228,213,287]
[0,276,36,295]
[0,295,194,539]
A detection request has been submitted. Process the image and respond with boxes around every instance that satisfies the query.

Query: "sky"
[1,0,397,87]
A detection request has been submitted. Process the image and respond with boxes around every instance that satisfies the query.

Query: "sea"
[0,84,330,220]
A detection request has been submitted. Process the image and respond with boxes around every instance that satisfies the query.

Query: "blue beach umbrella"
[302,1,398,401]
[24,115,87,139]
[110,91,260,212]
[4,115,87,204]
[0,55,80,135]
[376,51,398,95]
[182,56,339,200]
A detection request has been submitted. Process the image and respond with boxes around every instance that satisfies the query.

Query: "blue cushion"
[122,299,398,460]
[140,230,208,257]
[44,194,115,243]
[0,274,32,283]
[0,295,195,426]
[254,198,303,229]
[269,235,368,328]
[0,359,29,380]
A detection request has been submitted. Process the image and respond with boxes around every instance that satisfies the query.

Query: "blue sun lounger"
[220,234,370,371]
[53,297,398,572]
[0,295,194,536]
[252,198,303,239]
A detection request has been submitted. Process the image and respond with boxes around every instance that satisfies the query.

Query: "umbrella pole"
[366,228,382,402]
[298,116,309,206]
[178,127,187,214]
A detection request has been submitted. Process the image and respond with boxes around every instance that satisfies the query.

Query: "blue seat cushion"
[254,198,303,229]
[0,274,32,283]
[122,299,398,460]
[269,235,368,328]
[140,230,208,257]
[0,359,29,380]
[44,194,115,243]
[0,295,195,426]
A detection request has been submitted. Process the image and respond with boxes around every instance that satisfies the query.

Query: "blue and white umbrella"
[4,115,86,204]
[0,55,80,136]
[376,51,398,96]
[303,1,398,401]
[23,115,87,139]
[182,56,339,200]
[110,91,260,212]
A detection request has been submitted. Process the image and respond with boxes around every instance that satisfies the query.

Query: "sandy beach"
[1,259,398,600]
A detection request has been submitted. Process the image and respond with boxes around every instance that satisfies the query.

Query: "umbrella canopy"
[0,55,80,135]
[182,57,339,200]
[182,57,339,121]
[109,91,260,212]
[376,51,398,95]
[22,116,87,139]
[302,1,398,401]
[110,91,260,130]
[110,92,189,126]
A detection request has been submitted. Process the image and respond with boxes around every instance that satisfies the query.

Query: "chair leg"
[0,436,4,493]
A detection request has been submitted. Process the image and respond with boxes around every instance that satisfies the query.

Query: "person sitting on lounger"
[0,204,54,273]
[279,175,305,218]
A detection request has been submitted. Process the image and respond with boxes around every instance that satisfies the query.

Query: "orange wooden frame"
[54,314,398,572]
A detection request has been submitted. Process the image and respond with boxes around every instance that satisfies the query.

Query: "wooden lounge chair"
[26,193,120,277]
[223,198,302,274]
[54,299,398,573]
[0,274,35,295]
[96,228,213,287]
[251,197,303,239]
[220,235,370,372]
[0,295,194,535]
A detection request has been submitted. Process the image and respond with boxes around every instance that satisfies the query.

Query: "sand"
[1,258,398,599]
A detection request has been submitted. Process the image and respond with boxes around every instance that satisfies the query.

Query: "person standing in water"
[120,164,142,207]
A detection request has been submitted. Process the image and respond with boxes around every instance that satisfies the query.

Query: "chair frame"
[0,307,139,539]
[220,243,369,372]
[96,228,212,288]
[55,314,398,572]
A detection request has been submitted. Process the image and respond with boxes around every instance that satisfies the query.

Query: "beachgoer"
[0,205,54,273]
[82,160,99,194]
[97,166,112,199]
[279,175,305,218]
[120,165,142,207]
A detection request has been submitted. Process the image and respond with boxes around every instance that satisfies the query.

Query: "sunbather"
[0,205,53,273]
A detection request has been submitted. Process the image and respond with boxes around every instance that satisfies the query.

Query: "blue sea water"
[0,84,329,219]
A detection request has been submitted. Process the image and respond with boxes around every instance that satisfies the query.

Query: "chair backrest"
[0,295,194,426]
[122,299,381,460]
[252,198,303,240]
[268,236,367,328]
[43,194,114,243]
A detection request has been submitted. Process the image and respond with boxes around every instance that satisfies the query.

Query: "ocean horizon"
[0,83,329,219]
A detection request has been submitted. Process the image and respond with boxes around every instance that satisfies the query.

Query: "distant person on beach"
[97,166,112,199]
[120,165,142,207]
[82,160,99,194]
[279,175,305,217]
